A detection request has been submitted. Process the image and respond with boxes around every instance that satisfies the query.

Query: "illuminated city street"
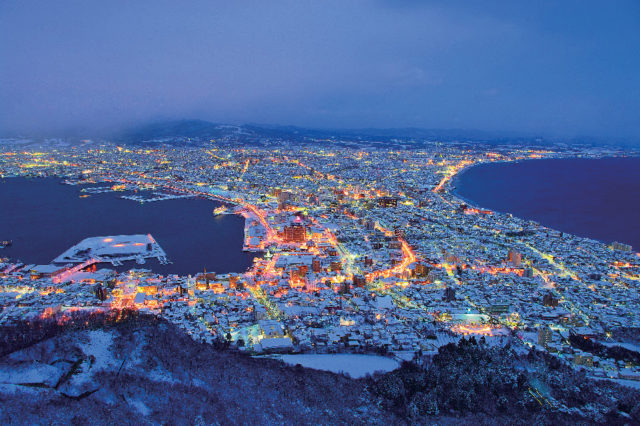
[1,141,639,374]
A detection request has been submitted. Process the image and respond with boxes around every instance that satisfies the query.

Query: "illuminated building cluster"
[1,138,639,381]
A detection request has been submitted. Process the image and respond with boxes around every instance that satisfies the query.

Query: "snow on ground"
[421,332,460,351]
[392,351,416,362]
[280,354,400,378]
[599,341,640,353]
[148,368,178,384]
[0,363,64,387]
[129,399,151,416]
[612,378,640,390]
[79,329,117,370]
[53,234,165,263]
[0,383,49,396]
[591,376,640,390]
[57,330,117,397]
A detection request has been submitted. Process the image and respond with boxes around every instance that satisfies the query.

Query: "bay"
[453,157,640,250]
[0,178,258,275]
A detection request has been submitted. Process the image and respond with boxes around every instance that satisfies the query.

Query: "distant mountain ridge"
[2,119,636,147]
[119,119,245,142]
[116,119,547,146]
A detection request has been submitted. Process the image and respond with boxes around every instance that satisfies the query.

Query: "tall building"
[353,274,367,287]
[523,267,534,278]
[283,223,306,243]
[330,260,342,272]
[394,228,406,238]
[415,263,431,277]
[94,284,108,301]
[508,250,522,267]
[363,219,376,230]
[308,194,320,205]
[278,190,293,204]
[542,292,559,307]
[443,287,456,302]
[538,326,553,348]
[426,269,441,284]
[277,190,294,210]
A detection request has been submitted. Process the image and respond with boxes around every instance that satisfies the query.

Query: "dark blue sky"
[1,1,639,139]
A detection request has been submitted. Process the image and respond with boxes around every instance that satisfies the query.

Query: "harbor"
[120,192,195,203]
[0,177,258,275]
[53,234,168,267]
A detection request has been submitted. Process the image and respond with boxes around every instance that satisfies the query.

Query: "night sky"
[1,1,639,139]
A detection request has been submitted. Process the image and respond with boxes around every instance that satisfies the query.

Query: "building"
[415,263,431,277]
[523,267,534,278]
[426,269,441,284]
[488,303,510,315]
[353,274,367,287]
[377,196,398,208]
[508,250,522,267]
[363,219,376,230]
[542,293,559,307]
[277,190,293,204]
[330,260,342,272]
[283,223,306,243]
[256,337,294,353]
[443,287,456,302]
[574,354,594,367]
[538,326,553,348]
[30,265,67,280]
[259,320,284,338]
[95,284,108,301]
[611,241,633,251]
[255,305,268,320]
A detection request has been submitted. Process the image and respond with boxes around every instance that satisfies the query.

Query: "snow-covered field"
[280,354,400,378]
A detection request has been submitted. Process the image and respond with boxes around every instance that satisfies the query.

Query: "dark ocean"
[453,157,640,251]
[0,178,258,275]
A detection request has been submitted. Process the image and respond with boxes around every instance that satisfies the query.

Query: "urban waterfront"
[3,1,640,423]
[1,141,640,424]
[0,177,258,275]
[454,157,640,251]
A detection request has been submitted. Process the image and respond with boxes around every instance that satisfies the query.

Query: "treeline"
[371,338,534,419]
[370,337,640,423]
[0,309,147,357]
[569,333,640,364]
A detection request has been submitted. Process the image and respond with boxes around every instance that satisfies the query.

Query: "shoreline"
[0,176,257,276]
[448,155,640,249]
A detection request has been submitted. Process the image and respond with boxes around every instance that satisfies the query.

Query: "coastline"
[448,155,640,249]
[0,177,258,275]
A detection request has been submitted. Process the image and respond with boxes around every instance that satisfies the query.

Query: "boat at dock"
[213,206,229,216]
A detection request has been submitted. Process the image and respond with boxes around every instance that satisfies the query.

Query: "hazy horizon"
[2,1,640,141]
